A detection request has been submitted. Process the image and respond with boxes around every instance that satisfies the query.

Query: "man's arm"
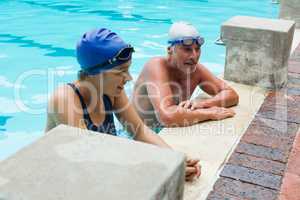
[152,104,235,127]
[143,59,234,127]
[192,64,239,109]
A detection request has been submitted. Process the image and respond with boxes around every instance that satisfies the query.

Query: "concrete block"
[236,142,289,163]
[207,191,243,200]
[250,117,299,139]
[228,152,286,176]
[210,177,278,200]
[221,16,295,89]
[280,0,300,28]
[220,164,282,190]
[257,101,300,124]
[0,125,185,200]
[241,128,293,151]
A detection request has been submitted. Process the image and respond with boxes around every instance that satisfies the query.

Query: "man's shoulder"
[145,56,166,67]
[144,57,167,72]
[142,57,169,80]
[195,63,220,82]
[195,63,210,74]
[196,63,205,70]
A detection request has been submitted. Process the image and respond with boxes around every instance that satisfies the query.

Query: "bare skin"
[46,60,201,182]
[132,43,239,128]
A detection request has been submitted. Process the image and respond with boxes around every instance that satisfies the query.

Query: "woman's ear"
[167,46,172,55]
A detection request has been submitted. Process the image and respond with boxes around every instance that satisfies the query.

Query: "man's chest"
[169,78,199,103]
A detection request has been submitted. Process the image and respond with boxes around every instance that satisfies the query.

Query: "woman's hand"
[185,158,201,182]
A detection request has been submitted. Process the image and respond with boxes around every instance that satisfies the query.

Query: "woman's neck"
[74,79,104,112]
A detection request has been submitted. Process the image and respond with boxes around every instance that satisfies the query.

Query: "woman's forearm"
[135,124,171,148]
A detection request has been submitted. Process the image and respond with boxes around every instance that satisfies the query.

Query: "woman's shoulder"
[48,84,75,110]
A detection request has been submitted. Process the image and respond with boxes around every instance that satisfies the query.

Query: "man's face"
[171,43,201,73]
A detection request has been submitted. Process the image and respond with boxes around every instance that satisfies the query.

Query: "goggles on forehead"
[168,36,205,47]
[84,45,134,73]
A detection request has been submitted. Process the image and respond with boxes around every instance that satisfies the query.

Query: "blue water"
[0,0,278,160]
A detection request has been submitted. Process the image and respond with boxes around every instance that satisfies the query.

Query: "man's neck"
[166,60,192,82]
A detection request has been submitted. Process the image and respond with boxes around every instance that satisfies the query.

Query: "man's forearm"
[196,89,239,108]
[159,105,212,127]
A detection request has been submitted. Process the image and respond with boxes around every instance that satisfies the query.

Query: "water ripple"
[22,1,172,24]
[0,116,12,126]
[0,33,75,57]
[0,115,12,132]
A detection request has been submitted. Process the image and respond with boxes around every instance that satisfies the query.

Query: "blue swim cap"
[76,28,130,75]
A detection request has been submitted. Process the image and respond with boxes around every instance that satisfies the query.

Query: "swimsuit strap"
[67,83,116,135]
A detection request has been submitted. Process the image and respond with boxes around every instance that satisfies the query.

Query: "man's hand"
[206,106,235,120]
[179,100,212,110]
[191,101,211,109]
[179,100,235,120]
[178,100,194,109]
[185,158,201,182]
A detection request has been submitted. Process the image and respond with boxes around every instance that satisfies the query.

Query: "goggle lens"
[116,46,134,61]
[168,37,205,46]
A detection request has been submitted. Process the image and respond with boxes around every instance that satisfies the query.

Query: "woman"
[46,28,200,181]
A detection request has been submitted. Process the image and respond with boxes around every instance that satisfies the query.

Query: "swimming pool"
[0,0,278,160]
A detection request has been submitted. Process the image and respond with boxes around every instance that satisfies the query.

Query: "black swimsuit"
[68,83,116,135]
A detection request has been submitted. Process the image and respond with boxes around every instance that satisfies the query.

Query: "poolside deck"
[160,80,267,200]
[159,28,300,200]
[206,35,300,200]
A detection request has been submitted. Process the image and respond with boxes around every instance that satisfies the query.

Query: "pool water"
[0,0,278,160]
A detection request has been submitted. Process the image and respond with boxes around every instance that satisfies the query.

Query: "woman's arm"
[114,91,170,148]
[114,91,201,181]
[45,85,86,132]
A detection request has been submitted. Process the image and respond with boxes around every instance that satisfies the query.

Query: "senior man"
[132,22,239,132]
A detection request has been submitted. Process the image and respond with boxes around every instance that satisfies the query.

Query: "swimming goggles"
[168,36,205,46]
[87,45,134,70]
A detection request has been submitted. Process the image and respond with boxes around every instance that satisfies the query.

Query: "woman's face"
[101,60,133,96]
